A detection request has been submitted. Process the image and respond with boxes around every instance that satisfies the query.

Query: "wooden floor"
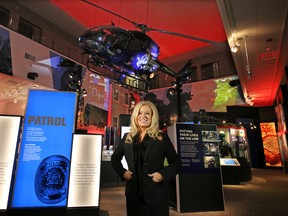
[99,168,288,216]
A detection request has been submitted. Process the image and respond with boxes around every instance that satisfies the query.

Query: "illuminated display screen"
[11,89,77,208]
[147,75,245,113]
[260,122,282,167]
[120,127,130,169]
[121,126,130,138]
[0,116,21,210]
[67,134,102,207]
[220,158,240,166]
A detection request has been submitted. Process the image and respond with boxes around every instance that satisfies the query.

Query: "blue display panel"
[10,90,77,208]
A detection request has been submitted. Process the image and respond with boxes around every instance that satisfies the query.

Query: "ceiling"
[1,0,288,107]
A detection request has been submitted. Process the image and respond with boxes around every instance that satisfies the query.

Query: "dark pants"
[126,196,169,216]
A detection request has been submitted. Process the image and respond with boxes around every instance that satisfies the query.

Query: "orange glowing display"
[260,122,282,167]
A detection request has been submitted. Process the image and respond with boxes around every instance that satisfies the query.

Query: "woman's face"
[137,104,152,130]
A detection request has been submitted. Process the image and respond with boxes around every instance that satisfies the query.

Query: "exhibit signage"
[176,123,220,173]
[0,116,22,210]
[67,134,102,207]
[10,90,77,208]
[169,123,224,213]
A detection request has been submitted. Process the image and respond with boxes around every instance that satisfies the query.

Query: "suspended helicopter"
[79,0,224,91]
[79,25,166,79]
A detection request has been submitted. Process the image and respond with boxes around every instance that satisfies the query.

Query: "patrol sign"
[10,90,77,208]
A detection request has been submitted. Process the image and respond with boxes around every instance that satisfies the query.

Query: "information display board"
[10,90,77,208]
[67,134,102,207]
[176,123,220,173]
[168,123,224,213]
[0,116,22,210]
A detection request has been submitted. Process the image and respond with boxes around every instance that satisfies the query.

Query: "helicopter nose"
[79,35,89,49]
[79,36,86,43]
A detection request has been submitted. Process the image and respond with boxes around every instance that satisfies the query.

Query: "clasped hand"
[148,172,163,182]
[123,170,133,180]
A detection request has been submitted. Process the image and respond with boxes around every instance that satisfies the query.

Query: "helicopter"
[79,25,170,79]
[79,0,223,91]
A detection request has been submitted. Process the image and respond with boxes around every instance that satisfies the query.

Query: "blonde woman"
[111,100,181,216]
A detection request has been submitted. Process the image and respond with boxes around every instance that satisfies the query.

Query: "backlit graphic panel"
[68,134,102,207]
[260,122,282,167]
[0,116,21,210]
[11,90,77,208]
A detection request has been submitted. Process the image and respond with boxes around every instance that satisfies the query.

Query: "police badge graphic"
[34,155,70,204]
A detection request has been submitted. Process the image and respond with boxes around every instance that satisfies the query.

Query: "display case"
[217,124,252,183]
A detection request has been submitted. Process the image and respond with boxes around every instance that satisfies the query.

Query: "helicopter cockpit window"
[110,32,131,50]
[125,38,142,52]
[102,30,116,43]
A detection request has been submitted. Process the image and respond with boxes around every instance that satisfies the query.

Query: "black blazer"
[111,132,181,205]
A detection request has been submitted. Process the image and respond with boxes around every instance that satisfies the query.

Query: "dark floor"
[99,168,288,216]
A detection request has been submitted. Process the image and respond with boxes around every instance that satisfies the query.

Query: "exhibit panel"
[10,90,77,209]
[67,134,102,209]
[0,116,22,211]
[260,122,282,167]
[168,123,224,213]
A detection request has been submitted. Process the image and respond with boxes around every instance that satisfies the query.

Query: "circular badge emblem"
[34,155,70,204]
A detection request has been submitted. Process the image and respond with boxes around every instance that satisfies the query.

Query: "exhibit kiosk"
[2,90,103,216]
[168,122,225,213]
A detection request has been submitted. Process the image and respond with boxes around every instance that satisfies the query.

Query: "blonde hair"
[125,100,162,143]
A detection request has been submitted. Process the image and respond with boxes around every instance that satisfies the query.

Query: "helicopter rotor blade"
[150,28,224,47]
[82,0,139,27]
[82,0,224,45]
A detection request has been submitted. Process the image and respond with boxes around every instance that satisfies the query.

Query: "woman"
[111,100,181,216]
